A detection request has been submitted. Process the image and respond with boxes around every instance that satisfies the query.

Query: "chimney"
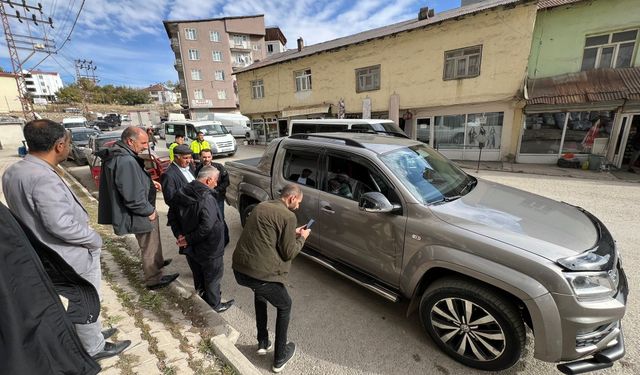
[297,37,304,52]
[418,7,435,20]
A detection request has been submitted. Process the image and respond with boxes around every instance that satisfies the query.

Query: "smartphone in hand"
[305,218,315,229]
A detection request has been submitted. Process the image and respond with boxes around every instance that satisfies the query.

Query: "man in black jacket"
[161,144,195,205]
[195,148,230,245]
[170,166,235,313]
[98,127,178,290]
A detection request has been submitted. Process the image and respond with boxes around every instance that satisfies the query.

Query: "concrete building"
[0,73,22,113]
[144,83,178,104]
[22,70,64,103]
[265,26,287,56]
[521,0,640,168]
[163,15,267,119]
[235,0,538,161]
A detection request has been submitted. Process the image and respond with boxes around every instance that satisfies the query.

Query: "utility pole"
[74,59,98,116]
[0,0,54,121]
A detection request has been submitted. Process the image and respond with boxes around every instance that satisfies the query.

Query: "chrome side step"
[300,250,400,303]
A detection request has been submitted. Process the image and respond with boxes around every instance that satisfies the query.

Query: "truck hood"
[429,178,597,261]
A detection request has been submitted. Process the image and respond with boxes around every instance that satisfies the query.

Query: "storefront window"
[562,111,614,154]
[434,112,503,150]
[521,111,615,155]
[520,112,565,154]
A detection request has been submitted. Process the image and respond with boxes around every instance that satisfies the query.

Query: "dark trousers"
[186,254,224,308]
[217,199,229,246]
[234,270,291,361]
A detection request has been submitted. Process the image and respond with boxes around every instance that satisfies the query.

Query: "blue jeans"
[234,270,291,361]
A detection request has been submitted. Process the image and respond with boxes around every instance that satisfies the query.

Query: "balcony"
[171,38,181,52]
[191,99,213,108]
[174,59,182,70]
[230,42,251,52]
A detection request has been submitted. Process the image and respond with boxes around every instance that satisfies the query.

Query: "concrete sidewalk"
[0,148,258,375]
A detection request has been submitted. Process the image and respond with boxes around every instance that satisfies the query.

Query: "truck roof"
[287,132,421,154]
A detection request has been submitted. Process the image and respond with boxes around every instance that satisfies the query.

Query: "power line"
[54,0,82,52]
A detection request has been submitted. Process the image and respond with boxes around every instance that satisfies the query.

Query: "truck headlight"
[557,249,611,271]
[564,270,618,301]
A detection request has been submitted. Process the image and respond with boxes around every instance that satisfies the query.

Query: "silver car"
[226,133,627,373]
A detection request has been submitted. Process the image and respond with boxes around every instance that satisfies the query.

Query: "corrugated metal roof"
[537,0,584,9]
[526,67,640,105]
[236,0,531,74]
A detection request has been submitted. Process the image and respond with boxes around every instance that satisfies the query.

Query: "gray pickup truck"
[225,133,627,373]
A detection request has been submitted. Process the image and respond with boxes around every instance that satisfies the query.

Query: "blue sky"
[1,0,460,88]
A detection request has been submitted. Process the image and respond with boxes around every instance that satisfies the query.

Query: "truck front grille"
[216,141,233,148]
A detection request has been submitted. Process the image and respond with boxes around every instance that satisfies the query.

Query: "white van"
[62,116,88,129]
[164,120,237,157]
[289,119,407,137]
[198,113,251,138]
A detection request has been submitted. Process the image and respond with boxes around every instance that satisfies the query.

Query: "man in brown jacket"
[232,184,310,373]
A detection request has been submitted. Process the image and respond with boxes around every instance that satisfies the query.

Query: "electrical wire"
[54,0,84,53]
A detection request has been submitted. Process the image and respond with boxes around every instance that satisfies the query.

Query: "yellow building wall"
[237,2,537,116]
[0,76,22,113]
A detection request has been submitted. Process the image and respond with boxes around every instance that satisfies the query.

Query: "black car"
[104,114,121,127]
[68,128,100,165]
[89,120,115,131]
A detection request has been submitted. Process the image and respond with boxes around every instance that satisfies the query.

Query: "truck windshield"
[197,124,229,135]
[380,144,475,204]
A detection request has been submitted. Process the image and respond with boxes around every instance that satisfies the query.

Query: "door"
[416,117,432,145]
[315,153,405,285]
[276,147,322,250]
[610,114,635,168]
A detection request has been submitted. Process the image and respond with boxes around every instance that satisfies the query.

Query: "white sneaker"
[257,339,273,355]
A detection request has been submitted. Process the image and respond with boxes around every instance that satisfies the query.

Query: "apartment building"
[265,26,287,56]
[163,15,267,119]
[22,70,64,103]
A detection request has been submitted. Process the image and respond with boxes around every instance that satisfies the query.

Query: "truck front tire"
[419,277,525,371]
[240,203,257,227]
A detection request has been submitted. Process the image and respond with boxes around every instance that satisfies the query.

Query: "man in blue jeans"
[232,184,310,373]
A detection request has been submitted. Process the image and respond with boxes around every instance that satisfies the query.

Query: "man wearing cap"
[161,144,195,207]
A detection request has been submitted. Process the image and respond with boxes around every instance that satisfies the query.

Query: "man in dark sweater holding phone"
[232,184,310,373]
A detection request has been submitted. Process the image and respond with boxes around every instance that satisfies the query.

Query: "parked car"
[62,116,88,129]
[289,119,407,138]
[90,148,169,188]
[84,130,124,167]
[67,128,100,165]
[225,133,627,373]
[103,113,121,127]
[63,107,81,113]
[88,120,115,131]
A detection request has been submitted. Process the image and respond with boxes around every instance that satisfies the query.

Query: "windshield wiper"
[458,178,477,195]
[431,195,462,205]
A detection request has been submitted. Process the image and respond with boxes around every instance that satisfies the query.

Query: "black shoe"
[102,327,117,339]
[146,273,179,290]
[628,168,636,173]
[213,299,235,313]
[257,339,273,355]
[161,258,172,268]
[92,340,131,361]
[272,342,296,373]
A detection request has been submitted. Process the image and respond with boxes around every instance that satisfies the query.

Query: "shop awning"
[526,67,640,105]
[281,103,332,118]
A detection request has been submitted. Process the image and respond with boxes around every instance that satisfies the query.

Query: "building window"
[232,34,248,47]
[213,51,223,61]
[190,69,202,80]
[217,90,227,100]
[443,45,482,80]
[194,89,204,100]
[210,31,220,42]
[581,29,638,70]
[214,70,225,81]
[185,28,197,40]
[434,112,503,150]
[251,79,264,99]
[294,69,312,92]
[267,44,274,53]
[355,65,380,92]
[188,49,200,60]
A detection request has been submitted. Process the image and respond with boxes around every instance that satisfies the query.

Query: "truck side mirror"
[358,192,400,213]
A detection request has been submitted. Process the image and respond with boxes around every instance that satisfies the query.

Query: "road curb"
[63,165,262,375]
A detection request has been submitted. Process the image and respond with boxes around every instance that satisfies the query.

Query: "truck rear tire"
[240,203,257,227]
[419,277,525,371]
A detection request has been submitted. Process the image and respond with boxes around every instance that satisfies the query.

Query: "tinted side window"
[186,125,197,139]
[282,149,319,188]
[316,123,348,132]
[350,124,371,132]
[325,155,396,202]
[291,123,316,134]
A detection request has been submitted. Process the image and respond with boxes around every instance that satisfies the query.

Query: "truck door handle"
[320,202,335,214]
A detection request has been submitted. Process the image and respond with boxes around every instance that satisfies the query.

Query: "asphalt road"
[63,144,638,375]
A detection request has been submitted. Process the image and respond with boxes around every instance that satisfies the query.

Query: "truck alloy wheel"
[419,278,525,371]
